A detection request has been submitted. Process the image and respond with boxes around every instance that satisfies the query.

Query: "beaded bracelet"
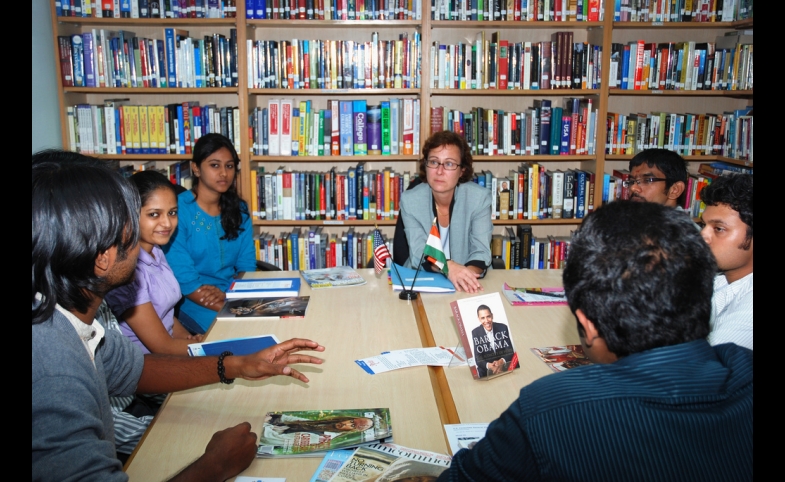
[217,351,235,384]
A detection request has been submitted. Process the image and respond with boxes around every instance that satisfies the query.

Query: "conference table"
[125,268,577,481]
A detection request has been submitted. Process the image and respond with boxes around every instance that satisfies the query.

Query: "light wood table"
[125,269,449,481]
[414,269,580,427]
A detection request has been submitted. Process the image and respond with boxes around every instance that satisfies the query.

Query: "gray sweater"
[32,308,144,481]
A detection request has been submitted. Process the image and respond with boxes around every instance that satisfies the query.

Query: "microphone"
[398,249,427,301]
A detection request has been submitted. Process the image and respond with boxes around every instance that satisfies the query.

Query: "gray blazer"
[399,181,492,269]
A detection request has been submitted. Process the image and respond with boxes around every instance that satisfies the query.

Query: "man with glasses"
[626,148,688,209]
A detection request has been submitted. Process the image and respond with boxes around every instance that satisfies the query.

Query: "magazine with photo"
[327,443,451,482]
[309,450,356,482]
[450,292,520,380]
[530,345,594,372]
[301,266,367,289]
[216,296,310,320]
[257,408,393,457]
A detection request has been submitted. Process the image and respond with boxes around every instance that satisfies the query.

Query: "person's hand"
[446,261,483,293]
[195,285,225,309]
[187,333,205,342]
[225,338,325,383]
[488,359,505,375]
[201,422,257,481]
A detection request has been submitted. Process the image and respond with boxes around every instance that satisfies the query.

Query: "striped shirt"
[708,273,753,350]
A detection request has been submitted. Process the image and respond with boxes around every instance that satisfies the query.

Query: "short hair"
[476,304,492,316]
[32,150,140,324]
[419,131,474,183]
[562,201,716,357]
[629,148,688,203]
[191,133,247,241]
[700,174,753,244]
[131,170,177,206]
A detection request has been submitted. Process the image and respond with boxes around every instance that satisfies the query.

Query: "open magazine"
[257,408,392,457]
[327,443,451,482]
[530,345,593,372]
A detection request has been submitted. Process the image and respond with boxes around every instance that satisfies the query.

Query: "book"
[450,292,520,380]
[309,450,356,482]
[327,443,451,481]
[501,283,568,306]
[187,334,281,356]
[530,345,593,372]
[257,408,393,457]
[225,277,301,299]
[216,296,310,319]
[389,263,455,293]
[301,266,367,288]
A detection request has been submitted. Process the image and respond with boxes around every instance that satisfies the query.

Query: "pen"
[521,289,566,299]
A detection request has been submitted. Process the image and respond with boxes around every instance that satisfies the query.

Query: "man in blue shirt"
[438,201,752,482]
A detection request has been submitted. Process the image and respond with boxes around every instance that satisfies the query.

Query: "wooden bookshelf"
[49,1,753,248]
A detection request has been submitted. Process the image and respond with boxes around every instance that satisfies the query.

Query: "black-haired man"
[627,148,688,208]
[437,201,752,481]
[32,151,325,481]
[700,174,753,350]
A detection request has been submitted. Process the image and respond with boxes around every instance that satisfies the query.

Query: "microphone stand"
[398,249,428,301]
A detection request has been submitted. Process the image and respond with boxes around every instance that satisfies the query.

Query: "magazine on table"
[327,443,451,482]
[309,450,356,482]
[301,266,367,288]
[257,408,393,457]
[530,345,593,372]
[450,292,520,380]
[502,283,568,306]
[216,296,310,320]
[226,277,300,299]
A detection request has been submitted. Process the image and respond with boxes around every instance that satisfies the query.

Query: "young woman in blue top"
[105,171,204,354]
[164,133,257,334]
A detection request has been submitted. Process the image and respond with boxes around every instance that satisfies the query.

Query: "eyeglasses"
[623,177,668,188]
[425,159,462,171]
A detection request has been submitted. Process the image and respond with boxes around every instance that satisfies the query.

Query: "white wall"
[32,0,62,153]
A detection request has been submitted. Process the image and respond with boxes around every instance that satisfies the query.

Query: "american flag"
[373,229,391,274]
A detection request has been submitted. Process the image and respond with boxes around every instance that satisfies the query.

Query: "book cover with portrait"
[450,292,520,381]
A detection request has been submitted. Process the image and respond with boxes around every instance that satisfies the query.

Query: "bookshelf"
[49,1,753,262]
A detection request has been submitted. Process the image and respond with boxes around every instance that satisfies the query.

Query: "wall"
[32,0,62,153]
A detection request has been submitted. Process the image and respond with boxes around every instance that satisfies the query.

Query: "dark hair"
[700,174,753,244]
[476,304,492,316]
[629,148,688,204]
[131,170,177,206]
[191,133,248,240]
[419,131,474,183]
[562,201,715,357]
[32,150,140,324]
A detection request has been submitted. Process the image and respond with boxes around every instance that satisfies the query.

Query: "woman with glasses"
[393,131,492,293]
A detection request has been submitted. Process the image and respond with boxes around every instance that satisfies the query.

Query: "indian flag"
[423,218,448,275]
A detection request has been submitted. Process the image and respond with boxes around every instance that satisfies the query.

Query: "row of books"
[245,0,423,19]
[58,28,238,89]
[431,32,602,90]
[480,167,595,220]
[56,0,238,18]
[432,97,598,156]
[247,33,422,90]
[65,101,242,155]
[256,227,392,270]
[252,98,421,156]
[249,165,413,221]
[492,225,573,270]
[614,0,753,22]
[604,107,753,160]
[608,37,753,91]
[431,0,603,21]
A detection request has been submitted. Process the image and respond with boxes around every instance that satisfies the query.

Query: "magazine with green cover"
[257,408,393,457]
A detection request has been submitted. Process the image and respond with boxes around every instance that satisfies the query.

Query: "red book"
[181,102,192,154]
[118,107,127,155]
[498,39,509,90]
[376,172,383,220]
[587,0,600,21]
[298,0,306,19]
[285,44,294,89]
[303,49,310,89]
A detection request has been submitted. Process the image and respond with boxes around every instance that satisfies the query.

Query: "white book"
[552,171,564,219]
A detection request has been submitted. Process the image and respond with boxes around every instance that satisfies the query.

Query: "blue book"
[188,334,280,356]
[246,0,256,18]
[559,115,571,155]
[194,42,203,87]
[576,170,587,219]
[347,166,357,219]
[550,107,562,155]
[620,46,630,90]
[390,264,456,293]
[339,101,354,156]
[70,35,85,87]
[82,33,96,87]
[176,104,186,154]
[352,100,368,155]
[164,28,177,87]
[257,0,267,19]
[226,278,301,299]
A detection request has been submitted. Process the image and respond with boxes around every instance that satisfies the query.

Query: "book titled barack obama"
[450,292,520,381]
[257,408,393,458]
